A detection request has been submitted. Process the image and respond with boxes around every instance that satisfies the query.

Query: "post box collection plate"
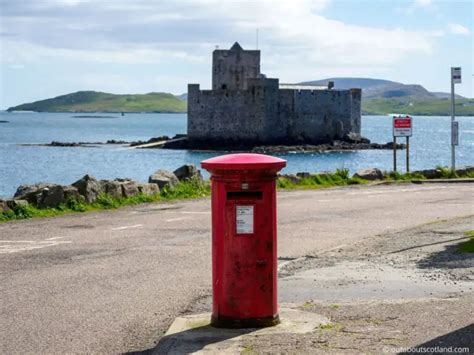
[236,205,254,234]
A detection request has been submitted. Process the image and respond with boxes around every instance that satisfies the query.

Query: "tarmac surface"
[0,182,473,353]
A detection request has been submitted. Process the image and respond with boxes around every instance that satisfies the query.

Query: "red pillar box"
[201,153,287,328]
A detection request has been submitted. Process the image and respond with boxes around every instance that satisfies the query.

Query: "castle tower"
[212,42,260,91]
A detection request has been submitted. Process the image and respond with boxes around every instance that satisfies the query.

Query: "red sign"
[393,116,412,137]
[394,118,412,128]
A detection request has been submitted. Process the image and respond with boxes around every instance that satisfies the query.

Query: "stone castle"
[187,42,361,148]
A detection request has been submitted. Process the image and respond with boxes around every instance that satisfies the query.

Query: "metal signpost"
[393,115,412,172]
[451,67,461,170]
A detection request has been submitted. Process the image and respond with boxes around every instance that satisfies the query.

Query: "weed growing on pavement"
[301,301,315,310]
[458,230,474,253]
[240,345,257,355]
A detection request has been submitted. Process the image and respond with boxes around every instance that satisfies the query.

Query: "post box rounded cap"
[201,153,286,171]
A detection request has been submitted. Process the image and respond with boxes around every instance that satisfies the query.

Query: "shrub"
[95,193,120,209]
[66,197,87,212]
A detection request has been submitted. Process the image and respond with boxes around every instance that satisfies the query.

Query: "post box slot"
[227,191,263,200]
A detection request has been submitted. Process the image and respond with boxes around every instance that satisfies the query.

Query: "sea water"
[0,112,472,198]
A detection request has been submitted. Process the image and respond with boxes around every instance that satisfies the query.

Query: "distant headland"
[6,78,474,116]
[6,91,187,113]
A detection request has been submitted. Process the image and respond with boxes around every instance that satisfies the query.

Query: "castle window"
[222,84,227,90]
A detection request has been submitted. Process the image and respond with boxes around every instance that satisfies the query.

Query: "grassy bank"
[0,170,362,223]
[1,168,472,223]
[0,178,210,223]
[277,169,367,189]
[384,166,474,181]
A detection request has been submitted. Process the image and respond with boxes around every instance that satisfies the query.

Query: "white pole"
[450,69,455,171]
[256,28,259,50]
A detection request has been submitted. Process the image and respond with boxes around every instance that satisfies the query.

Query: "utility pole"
[450,67,461,171]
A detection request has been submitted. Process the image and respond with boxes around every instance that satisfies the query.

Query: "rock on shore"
[354,168,384,181]
[149,170,179,189]
[4,165,201,210]
[252,141,405,154]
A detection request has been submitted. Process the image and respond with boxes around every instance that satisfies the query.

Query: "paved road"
[0,183,472,353]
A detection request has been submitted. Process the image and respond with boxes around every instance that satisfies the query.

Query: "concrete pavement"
[0,183,473,353]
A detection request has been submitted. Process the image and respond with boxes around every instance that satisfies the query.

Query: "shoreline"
[2,165,473,223]
[18,135,407,153]
[3,110,474,117]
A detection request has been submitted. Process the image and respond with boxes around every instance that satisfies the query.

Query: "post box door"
[221,185,276,318]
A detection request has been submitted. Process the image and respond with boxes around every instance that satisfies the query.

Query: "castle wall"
[188,79,285,147]
[283,89,361,144]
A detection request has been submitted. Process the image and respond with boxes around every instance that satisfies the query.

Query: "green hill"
[362,97,474,116]
[301,77,466,99]
[7,91,187,113]
[8,82,473,116]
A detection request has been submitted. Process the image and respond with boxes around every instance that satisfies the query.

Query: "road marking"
[111,224,143,231]
[45,236,63,241]
[0,240,72,254]
[180,211,211,215]
[166,217,190,222]
[346,186,448,195]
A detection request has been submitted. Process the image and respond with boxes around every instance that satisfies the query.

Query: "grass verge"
[1,168,472,223]
[277,169,367,189]
[0,178,211,223]
[385,167,474,181]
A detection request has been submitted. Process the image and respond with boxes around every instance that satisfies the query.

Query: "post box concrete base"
[157,307,330,353]
[211,314,280,329]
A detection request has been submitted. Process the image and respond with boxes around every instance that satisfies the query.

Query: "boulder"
[72,175,103,203]
[149,170,179,190]
[412,169,442,179]
[119,180,140,198]
[0,199,11,213]
[353,168,383,181]
[455,166,474,177]
[137,183,160,196]
[100,180,123,199]
[173,164,202,181]
[343,132,370,144]
[37,185,67,209]
[6,199,29,209]
[14,183,56,205]
[296,172,311,179]
[63,185,81,201]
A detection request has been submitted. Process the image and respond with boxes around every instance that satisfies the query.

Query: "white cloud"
[403,0,436,15]
[0,0,437,68]
[0,40,205,65]
[414,0,432,7]
[0,0,442,91]
[448,23,470,35]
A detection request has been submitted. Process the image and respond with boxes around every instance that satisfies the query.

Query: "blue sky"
[0,0,472,109]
